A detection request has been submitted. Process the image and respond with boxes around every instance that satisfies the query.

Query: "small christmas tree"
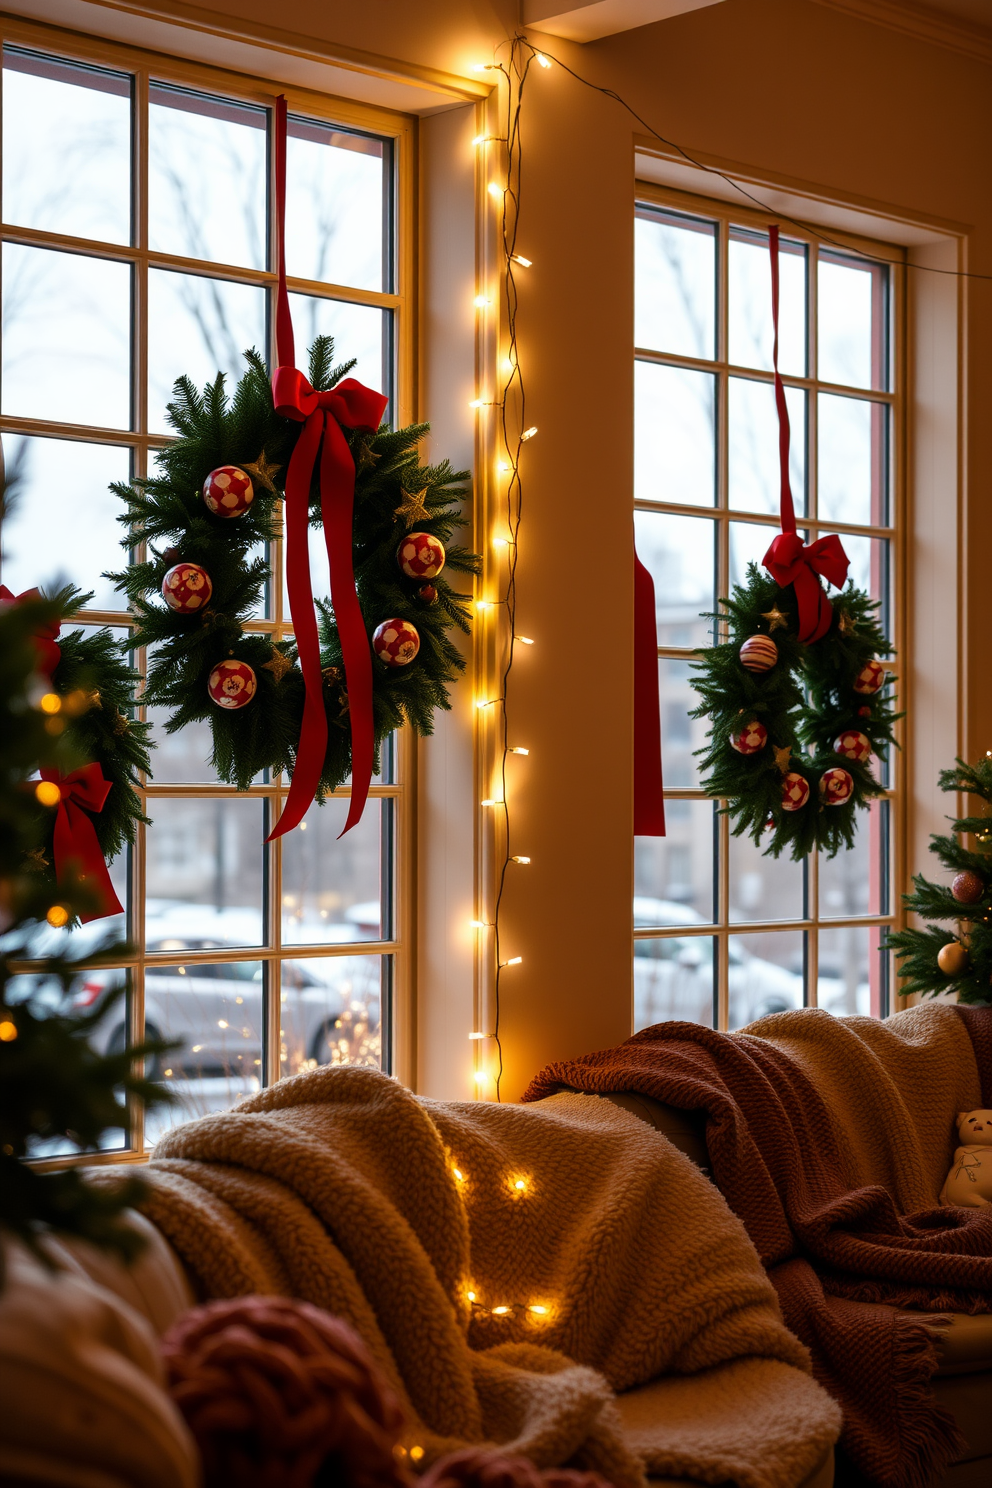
[888,758,992,1005]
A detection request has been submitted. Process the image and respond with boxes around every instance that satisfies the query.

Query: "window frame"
[633,178,908,1031]
[0,16,419,1166]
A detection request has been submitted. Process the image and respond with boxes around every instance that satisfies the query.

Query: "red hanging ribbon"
[761,226,848,643]
[633,552,665,837]
[268,97,388,841]
[0,585,61,677]
[40,764,123,923]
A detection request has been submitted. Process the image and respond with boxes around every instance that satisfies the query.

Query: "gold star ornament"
[761,606,789,633]
[393,487,430,529]
[356,439,381,471]
[243,451,281,493]
[262,648,294,683]
[773,745,792,775]
[837,609,855,636]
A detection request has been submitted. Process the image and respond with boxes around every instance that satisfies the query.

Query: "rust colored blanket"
[523,1003,992,1488]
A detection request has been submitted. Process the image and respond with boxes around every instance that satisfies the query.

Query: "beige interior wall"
[11,0,990,1096]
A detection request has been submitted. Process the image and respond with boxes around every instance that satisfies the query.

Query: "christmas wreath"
[108,342,478,823]
[1,583,151,920]
[690,562,897,859]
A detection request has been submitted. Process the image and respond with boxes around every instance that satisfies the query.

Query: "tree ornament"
[241,451,281,493]
[858,706,872,719]
[952,870,985,905]
[819,767,854,806]
[397,532,446,580]
[162,562,213,613]
[937,940,969,976]
[261,648,293,683]
[781,773,810,812]
[773,744,792,774]
[373,619,420,667]
[853,659,885,695]
[207,659,257,710]
[761,606,789,632]
[834,730,872,764]
[202,465,254,519]
[417,584,438,605]
[739,635,778,673]
[393,486,430,529]
[729,720,768,755]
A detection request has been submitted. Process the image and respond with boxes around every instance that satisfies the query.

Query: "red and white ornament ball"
[373,618,420,667]
[207,659,257,710]
[853,658,885,695]
[819,767,855,806]
[833,730,872,764]
[739,635,778,673]
[162,562,213,613]
[397,532,446,580]
[781,773,810,812]
[202,465,254,519]
[729,719,768,755]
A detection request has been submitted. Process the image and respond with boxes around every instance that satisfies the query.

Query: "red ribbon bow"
[0,585,61,677]
[763,532,850,645]
[267,96,389,841]
[40,764,123,923]
[761,226,849,642]
[270,368,388,841]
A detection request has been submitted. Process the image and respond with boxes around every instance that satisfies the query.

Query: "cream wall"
[11,0,989,1097]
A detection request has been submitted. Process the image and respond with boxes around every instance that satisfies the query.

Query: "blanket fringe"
[870,1313,964,1488]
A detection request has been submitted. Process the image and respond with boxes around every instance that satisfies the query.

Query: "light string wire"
[476,38,535,1102]
[512,34,992,284]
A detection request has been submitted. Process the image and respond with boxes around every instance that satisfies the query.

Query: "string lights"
[468,39,544,1102]
[450,1158,552,1321]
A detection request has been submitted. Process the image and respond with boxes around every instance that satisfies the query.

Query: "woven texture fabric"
[109,1067,839,1488]
[523,1003,992,1488]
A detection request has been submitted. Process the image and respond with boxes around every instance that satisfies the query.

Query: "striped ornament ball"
[739,635,779,673]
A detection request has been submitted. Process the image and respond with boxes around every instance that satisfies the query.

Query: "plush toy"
[939,1110,992,1207]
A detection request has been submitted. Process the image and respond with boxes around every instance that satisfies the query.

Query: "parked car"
[634,898,868,1028]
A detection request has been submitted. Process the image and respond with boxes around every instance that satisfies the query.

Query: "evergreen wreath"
[27,585,151,894]
[690,563,898,859]
[109,339,479,794]
[887,758,992,1006]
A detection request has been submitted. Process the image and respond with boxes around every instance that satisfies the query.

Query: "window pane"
[818,926,871,1017]
[635,361,715,508]
[145,712,223,785]
[2,245,131,428]
[729,229,806,377]
[658,658,709,788]
[147,268,266,435]
[145,796,265,947]
[282,798,384,946]
[3,49,130,245]
[819,800,888,919]
[728,931,804,1029]
[729,519,806,590]
[635,798,715,924]
[0,436,130,608]
[635,934,714,1031]
[634,208,716,359]
[634,510,714,649]
[149,85,266,270]
[143,959,263,1147]
[817,394,887,528]
[288,294,388,405]
[729,378,806,516]
[286,118,386,292]
[280,954,383,1078]
[729,834,805,923]
[818,255,888,391]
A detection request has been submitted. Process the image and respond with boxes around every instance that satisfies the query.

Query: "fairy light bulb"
[469,398,486,409]
[481,798,497,808]
[502,956,523,967]
[35,780,61,807]
[513,1178,527,1192]
[46,905,69,928]
[493,536,511,549]
[511,254,532,268]
[510,747,529,755]
[453,1167,464,1182]
[497,461,510,473]
[521,426,538,441]
[535,52,551,68]
[39,693,61,714]
[467,1290,477,1302]
[515,635,535,646]
[491,1305,511,1316]
[511,856,531,865]
[469,922,489,931]
[474,294,492,308]
[474,1069,490,1086]
[528,1304,548,1315]
[488,182,504,199]
[468,1030,487,1039]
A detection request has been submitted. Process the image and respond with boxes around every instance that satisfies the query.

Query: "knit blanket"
[130,1065,839,1488]
[523,1003,992,1488]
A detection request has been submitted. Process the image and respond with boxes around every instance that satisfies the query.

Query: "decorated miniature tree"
[888,757,992,1005]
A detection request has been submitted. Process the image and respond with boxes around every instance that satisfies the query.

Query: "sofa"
[598,1091,991,1488]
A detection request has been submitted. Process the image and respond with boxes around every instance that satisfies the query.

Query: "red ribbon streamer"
[634,553,665,837]
[269,97,388,841]
[761,226,849,643]
[0,585,61,676]
[40,764,123,923]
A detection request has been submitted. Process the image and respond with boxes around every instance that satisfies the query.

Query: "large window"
[633,188,904,1034]
[0,29,413,1157]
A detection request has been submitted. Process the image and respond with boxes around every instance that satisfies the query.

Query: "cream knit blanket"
[136,1066,839,1488]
